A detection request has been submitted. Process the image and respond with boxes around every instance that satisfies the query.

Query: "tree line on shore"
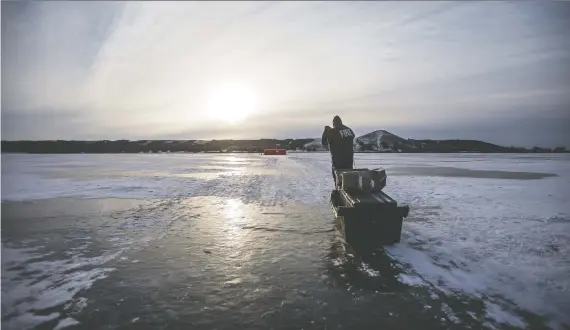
[1,139,566,154]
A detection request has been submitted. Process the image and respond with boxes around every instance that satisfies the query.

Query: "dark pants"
[332,159,354,186]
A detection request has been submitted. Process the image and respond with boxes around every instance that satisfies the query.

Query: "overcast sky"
[2,1,569,147]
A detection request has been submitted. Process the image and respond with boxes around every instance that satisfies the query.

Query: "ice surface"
[2,153,569,329]
[2,312,60,330]
[1,241,119,330]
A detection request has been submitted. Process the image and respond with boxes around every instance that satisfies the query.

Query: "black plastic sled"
[330,168,410,247]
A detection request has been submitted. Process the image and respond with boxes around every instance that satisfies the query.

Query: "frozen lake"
[2,153,569,330]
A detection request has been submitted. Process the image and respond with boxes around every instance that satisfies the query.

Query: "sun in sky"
[205,82,258,124]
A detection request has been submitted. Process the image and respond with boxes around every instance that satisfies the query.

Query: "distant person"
[322,115,355,185]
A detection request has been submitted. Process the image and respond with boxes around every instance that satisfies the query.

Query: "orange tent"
[263,149,287,155]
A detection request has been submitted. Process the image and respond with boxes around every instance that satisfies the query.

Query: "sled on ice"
[330,168,410,246]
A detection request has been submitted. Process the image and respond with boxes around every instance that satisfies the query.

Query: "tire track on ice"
[288,154,334,204]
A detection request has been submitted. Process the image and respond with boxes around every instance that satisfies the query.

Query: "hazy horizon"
[2,1,570,148]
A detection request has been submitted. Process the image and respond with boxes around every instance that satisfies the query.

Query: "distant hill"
[1,131,567,154]
[305,130,411,152]
[306,129,420,152]
[357,130,406,145]
[305,129,566,153]
[354,130,414,152]
[303,138,325,151]
[1,139,312,154]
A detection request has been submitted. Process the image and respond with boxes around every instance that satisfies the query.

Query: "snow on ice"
[2,152,569,329]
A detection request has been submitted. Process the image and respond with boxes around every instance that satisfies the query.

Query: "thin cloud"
[1,1,569,146]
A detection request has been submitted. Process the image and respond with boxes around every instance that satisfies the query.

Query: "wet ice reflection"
[221,199,247,249]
